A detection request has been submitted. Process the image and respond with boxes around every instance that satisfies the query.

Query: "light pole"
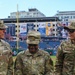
[16,4,19,50]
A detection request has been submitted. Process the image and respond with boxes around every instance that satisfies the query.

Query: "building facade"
[55,11,75,26]
[54,11,75,38]
[8,8,45,18]
[0,17,61,41]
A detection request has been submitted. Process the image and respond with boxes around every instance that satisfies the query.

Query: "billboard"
[38,22,46,36]
[27,23,34,32]
[46,22,53,36]
[19,23,27,36]
[61,29,68,38]
[5,23,15,36]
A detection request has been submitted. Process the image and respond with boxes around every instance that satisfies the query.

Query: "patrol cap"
[64,22,75,30]
[0,20,7,29]
[26,30,41,44]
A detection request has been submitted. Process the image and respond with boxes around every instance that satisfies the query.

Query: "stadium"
[0,17,67,56]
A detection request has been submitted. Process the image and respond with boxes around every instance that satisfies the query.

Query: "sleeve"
[54,43,64,75]
[1,40,13,75]
[14,54,23,75]
[7,49,13,75]
[45,53,54,75]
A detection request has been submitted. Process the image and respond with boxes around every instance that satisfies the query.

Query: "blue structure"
[6,36,67,55]
[5,33,66,55]
[0,17,65,55]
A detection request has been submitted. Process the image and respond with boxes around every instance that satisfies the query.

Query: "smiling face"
[67,29,75,40]
[0,29,6,39]
[64,22,75,40]
[28,44,38,54]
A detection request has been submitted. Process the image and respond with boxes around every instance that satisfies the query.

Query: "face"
[0,29,6,39]
[67,29,75,40]
[28,44,38,54]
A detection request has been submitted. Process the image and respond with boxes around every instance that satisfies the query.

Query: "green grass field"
[51,56,56,65]
[13,56,16,62]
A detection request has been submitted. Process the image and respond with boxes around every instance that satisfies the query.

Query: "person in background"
[14,30,53,75]
[54,22,75,75]
[0,20,13,75]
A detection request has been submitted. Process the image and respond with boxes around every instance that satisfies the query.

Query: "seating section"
[6,40,61,55]
[6,40,61,50]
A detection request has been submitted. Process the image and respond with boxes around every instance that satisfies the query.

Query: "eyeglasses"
[67,29,75,33]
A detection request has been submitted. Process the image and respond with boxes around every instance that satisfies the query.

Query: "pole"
[16,4,19,50]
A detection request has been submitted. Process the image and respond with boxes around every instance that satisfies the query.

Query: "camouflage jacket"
[0,39,13,75]
[14,49,53,75]
[55,39,75,75]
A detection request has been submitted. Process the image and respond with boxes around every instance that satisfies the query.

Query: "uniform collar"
[0,38,5,41]
[25,49,42,57]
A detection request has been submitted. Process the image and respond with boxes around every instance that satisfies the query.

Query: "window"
[48,23,51,27]
[53,29,55,31]
[53,24,55,26]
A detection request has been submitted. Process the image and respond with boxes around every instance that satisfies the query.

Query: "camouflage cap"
[26,30,41,44]
[64,22,75,30]
[0,20,7,29]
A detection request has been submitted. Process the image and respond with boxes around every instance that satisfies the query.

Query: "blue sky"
[0,0,75,18]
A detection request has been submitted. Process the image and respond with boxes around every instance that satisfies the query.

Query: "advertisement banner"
[5,23,15,36]
[20,23,27,36]
[27,23,34,32]
[38,22,46,36]
[61,29,68,38]
[46,22,53,36]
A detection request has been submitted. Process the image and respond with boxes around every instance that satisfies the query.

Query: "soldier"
[54,22,75,75]
[14,30,53,75]
[0,20,13,75]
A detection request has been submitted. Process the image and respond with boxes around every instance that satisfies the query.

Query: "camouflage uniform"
[55,22,75,75]
[0,20,13,75]
[14,30,53,75]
